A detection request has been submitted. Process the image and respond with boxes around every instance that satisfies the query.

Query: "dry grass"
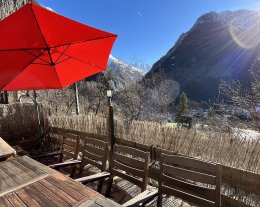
[48,114,107,135]
[48,114,260,174]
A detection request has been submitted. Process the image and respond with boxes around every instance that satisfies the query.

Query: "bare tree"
[78,70,115,115]
[219,70,260,131]
[115,69,179,122]
[28,88,76,116]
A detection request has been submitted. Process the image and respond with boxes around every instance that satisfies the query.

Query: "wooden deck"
[0,156,122,207]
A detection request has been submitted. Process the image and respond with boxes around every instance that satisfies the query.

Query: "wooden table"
[0,138,16,161]
[0,156,122,207]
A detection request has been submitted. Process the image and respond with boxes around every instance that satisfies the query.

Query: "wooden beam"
[222,165,260,196]
[50,127,108,141]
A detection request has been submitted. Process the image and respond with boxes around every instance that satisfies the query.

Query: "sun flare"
[228,18,260,49]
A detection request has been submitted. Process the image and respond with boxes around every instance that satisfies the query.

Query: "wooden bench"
[105,144,157,207]
[157,153,221,207]
[75,137,109,192]
[33,133,81,177]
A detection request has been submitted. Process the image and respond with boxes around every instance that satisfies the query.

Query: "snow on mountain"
[130,62,151,74]
[108,55,145,74]
[107,55,144,90]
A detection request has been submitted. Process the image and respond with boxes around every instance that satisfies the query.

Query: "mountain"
[130,62,151,74]
[146,10,260,101]
[86,55,144,90]
[107,55,144,90]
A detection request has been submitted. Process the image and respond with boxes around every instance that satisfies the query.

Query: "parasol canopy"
[0,3,117,91]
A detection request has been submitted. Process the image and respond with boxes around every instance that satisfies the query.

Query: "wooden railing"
[49,127,260,207]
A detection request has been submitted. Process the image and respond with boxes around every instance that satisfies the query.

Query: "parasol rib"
[0,35,116,52]
[1,50,45,90]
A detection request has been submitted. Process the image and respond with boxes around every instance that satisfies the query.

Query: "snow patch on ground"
[233,128,260,140]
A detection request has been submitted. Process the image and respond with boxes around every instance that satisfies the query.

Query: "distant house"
[177,113,193,129]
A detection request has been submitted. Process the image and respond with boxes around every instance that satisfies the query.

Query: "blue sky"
[38,0,260,66]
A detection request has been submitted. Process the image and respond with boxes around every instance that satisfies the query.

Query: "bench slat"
[162,154,217,175]
[113,160,144,178]
[163,164,216,185]
[162,174,215,202]
[161,185,215,207]
[115,145,147,159]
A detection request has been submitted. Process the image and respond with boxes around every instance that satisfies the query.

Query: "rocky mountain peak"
[147,10,260,101]
[195,10,260,30]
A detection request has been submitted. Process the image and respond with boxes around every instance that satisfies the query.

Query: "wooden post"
[108,102,115,168]
[216,165,222,207]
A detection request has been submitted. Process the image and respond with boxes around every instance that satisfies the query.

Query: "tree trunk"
[0,92,9,104]
[13,91,19,102]
[0,93,4,103]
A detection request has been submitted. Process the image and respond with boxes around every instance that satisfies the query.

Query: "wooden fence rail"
[49,127,260,207]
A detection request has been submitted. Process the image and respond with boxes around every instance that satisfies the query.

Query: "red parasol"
[0,3,117,91]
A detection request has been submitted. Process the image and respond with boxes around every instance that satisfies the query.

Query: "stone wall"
[0,0,28,20]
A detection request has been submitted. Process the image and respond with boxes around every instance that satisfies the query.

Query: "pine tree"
[175,92,188,122]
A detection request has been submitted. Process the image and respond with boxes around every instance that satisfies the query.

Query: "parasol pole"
[33,90,42,148]
[74,82,80,115]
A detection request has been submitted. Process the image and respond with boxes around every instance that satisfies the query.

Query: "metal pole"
[33,90,42,148]
[74,82,80,115]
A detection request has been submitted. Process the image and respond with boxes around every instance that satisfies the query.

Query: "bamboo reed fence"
[0,103,46,147]
[48,115,260,174]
